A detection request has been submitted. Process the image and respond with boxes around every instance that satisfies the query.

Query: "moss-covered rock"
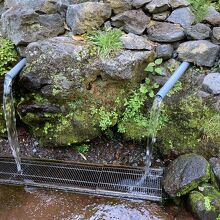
[188,184,220,220]
[18,36,155,146]
[163,154,211,198]
[158,95,220,158]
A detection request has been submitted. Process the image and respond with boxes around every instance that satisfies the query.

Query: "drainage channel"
[0,157,163,201]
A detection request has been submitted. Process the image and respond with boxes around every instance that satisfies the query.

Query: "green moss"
[158,95,220,157]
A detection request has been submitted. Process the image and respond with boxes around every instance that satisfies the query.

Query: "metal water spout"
[156,61,190,100]
[3,58,27,173]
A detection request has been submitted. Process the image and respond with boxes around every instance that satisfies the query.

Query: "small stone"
[111,10,151,35]
[202,73,220,95]
[66,2,112,34]
[204,6,220,26]
[209,157,220,187]
[4,0,45,9]
[104,0,132,14]
[167,7,194,28]
[169,0,189,9]
[147,21,185,42]
[120,33,154,50]
[132,0,152,8]
[177,40,220,67]
[145,0,170,13]
[163,154,210,198]
[196,90,210,98]
[213,98,220,112]
[186,23,211,40]
[213,27,220,42]
[32,148,37,153]
[156,44,173,60]
[152,11,170,21]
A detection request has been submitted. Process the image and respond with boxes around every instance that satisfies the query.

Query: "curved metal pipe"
[4,58,27,95]
[156,61,190,100]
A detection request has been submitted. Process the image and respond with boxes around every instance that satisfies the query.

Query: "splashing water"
[131,96,163,191]
[3,76,22,173]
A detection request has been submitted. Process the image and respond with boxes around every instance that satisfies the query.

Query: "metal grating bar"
[0,157,163,201]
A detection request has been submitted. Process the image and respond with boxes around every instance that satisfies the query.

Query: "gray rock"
[120,33,155,50]
[66,2,111,35]
[163,154,210,198]
[209,157,220,187]
[177,40,220,67]
[213,27,220,42]
[186,23,211,40]
[18,36,155,146]
[169,0,189,9]
[1,6,65,45]
[111,10,151,35]
[188,184,220,220]
[213,98,220,112]
[202,73,220,94]
[104,0,132,14]
[4,0,46,9]
[156,44,173,60]
[204,6,220,26]
[167,7,194,28]
[0,0,5,17]
[147,21,185,42]
[132,0,152,8]
[145,0,170,13]
[152,11,170,21]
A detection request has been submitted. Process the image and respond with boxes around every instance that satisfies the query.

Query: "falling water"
[131,96,163,190]
[3,75,22,173]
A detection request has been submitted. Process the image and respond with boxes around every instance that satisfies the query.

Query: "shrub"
[0,38,18,76]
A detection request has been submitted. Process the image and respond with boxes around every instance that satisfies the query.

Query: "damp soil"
[0,127,195,220]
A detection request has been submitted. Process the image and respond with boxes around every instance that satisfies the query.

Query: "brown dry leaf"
[64,22,70,31]
[72,35,85,41]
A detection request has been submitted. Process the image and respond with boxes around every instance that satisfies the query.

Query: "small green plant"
[87,29,123,58]
[75,144,89,153]
[216,214,220,220]
[91,106,118,131]
[0,38,18,76]
[144,58,163,75]
[188,0,210,23]
[167,81,183,97]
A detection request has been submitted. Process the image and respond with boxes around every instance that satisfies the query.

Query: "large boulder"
[111,10,151,35]
[202,73,220,95]
[188,184,220,220]
[4,0,46,9]
[166,7,194,28]
[147,21,185,42]
[177,40,220,67]
[163,154,210,198]
[66,2,112,34]
[1,5,64,45]
[186,23,211,40]
[18,36,155,146]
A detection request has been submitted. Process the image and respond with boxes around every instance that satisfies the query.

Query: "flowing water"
[131,96,163,190]
[3,75,22,173]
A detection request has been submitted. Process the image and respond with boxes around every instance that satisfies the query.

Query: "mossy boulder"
[18,36,155,146]
[158,95,220,158]
[188,184,220,220]
[163,154,211,198]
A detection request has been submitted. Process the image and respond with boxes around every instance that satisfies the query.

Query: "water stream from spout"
[131,96,162,191]
[3,76,22,173]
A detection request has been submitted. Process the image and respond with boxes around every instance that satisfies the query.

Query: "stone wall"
[0,0,219,149]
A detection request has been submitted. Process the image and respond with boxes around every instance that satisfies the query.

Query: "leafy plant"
[86,29,123,58]
[167,81,183,97]
[204,196,212,211]
[75,144,89,153]
[117,78,167,140]
[188,0,210,23]
[0,38,18,76]
[91,106,118,131]
[144,58,163,75]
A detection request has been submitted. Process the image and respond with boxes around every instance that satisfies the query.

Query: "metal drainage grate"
[0,157,163,201]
